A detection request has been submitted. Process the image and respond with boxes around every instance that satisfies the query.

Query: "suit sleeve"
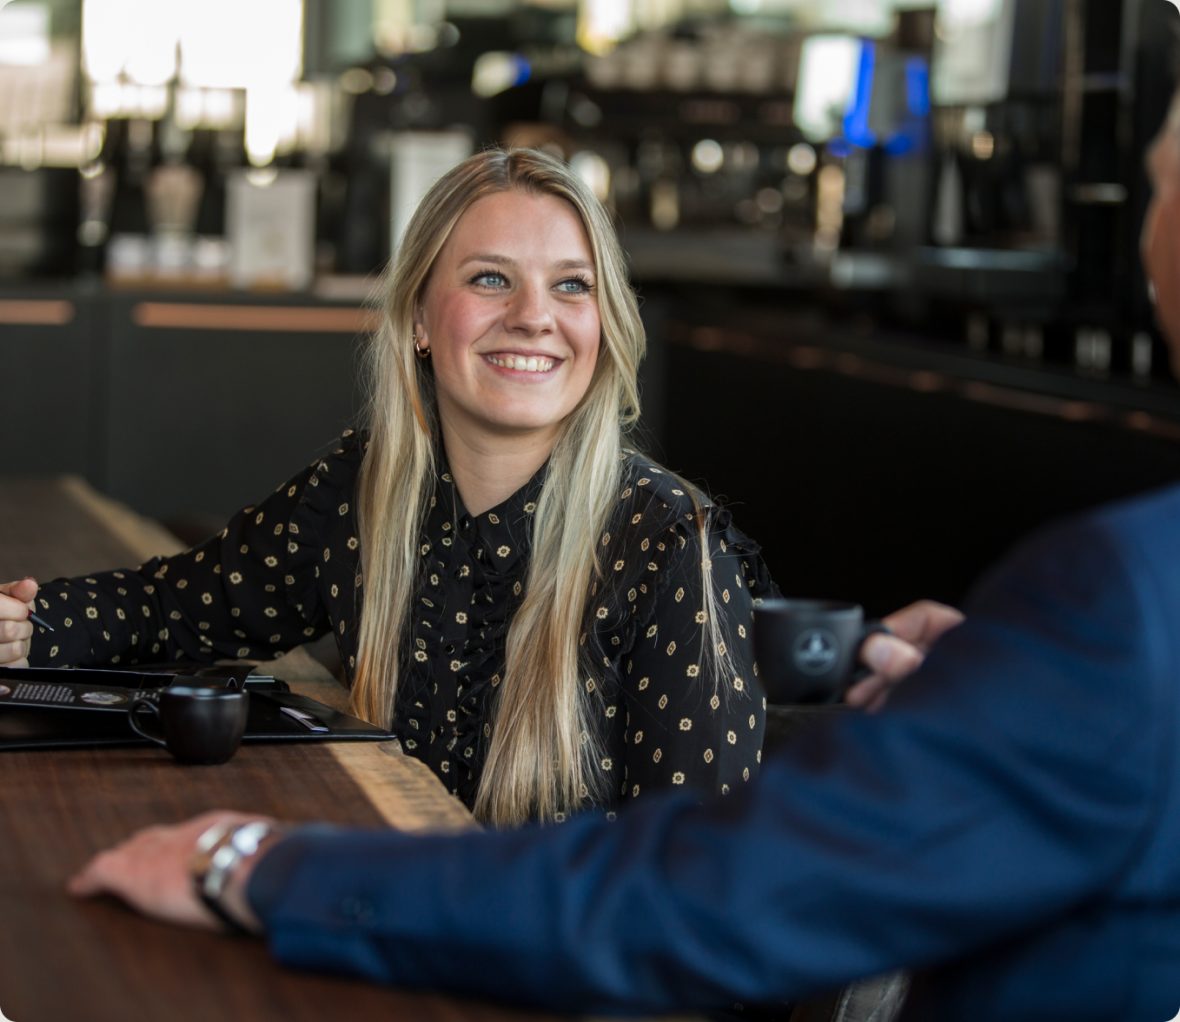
[247,511,1170,1014]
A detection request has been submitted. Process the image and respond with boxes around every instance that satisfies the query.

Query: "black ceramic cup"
[754,599,887,705]
[128,682,249,765]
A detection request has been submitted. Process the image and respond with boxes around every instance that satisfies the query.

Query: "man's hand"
[845,600,965,712]
[68,810,266,930]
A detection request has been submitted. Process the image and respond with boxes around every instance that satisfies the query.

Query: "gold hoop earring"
[413,334,430,359]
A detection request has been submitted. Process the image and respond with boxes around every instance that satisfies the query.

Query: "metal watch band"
[191,819,283,935]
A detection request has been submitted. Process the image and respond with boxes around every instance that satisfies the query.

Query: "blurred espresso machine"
[927,0,1180,377]
[928,0,1064,251]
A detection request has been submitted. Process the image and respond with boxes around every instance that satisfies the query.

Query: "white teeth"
[486,354,555,372]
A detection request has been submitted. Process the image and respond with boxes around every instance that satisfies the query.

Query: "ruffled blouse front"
[395,462,540,806]
[30,431,777,815]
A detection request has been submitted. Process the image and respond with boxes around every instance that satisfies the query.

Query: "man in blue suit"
[71,87,1180,1020]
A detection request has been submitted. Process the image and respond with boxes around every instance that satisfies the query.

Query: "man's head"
[1142,86,1180,370]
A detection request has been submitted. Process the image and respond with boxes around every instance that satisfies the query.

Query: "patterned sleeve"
[616,512,769,801]
[28,461,336,669]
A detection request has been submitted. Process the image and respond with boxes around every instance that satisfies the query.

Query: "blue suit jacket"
[249,485,1180,1020]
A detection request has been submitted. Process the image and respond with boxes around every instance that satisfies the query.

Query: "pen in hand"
[29,612,55,633]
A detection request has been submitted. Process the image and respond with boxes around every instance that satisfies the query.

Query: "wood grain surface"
[0,742,543,1022]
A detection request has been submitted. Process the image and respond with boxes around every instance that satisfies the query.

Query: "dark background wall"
[4,286,366,543]
[646,302,1180,615]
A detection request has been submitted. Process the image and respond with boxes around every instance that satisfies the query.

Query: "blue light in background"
[905,57,931,117]
[842,40,878,150]
[885,56,931,155]
[830,46,931,157]
[511,53,532,87]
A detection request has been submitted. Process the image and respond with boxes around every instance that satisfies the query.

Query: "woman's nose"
[505,282,554,333]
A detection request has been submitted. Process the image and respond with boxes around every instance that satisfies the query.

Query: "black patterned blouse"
[29,430,777,815]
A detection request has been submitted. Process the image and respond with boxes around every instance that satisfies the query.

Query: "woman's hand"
[68,810,267,931]
[0,577,38,667]
[845,599,965,712]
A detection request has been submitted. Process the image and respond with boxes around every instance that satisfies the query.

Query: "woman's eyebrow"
[460,253,514,268]
[458,254,594,273]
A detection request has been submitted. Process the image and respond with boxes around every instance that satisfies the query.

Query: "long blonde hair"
[354,147,719,825]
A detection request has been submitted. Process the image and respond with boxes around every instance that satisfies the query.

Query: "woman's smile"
[483,352,560,374]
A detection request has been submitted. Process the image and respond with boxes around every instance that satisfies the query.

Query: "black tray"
[0,666,394,750]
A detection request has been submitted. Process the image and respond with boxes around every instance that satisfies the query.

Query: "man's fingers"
[881,600,965,651]
[67,855,110,897]
[844,675,892,712]
[860,633,923,681]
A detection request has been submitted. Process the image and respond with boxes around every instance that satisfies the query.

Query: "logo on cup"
[792,628,839,675]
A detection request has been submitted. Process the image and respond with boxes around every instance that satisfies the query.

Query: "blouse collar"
[430,455,546,573]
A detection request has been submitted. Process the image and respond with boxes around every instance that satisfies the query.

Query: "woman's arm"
[27,460,333,668]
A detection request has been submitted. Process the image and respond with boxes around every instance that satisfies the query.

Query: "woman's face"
[416,189,602,454]
[1142,99,1180,369]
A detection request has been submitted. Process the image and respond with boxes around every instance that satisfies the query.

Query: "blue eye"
[557,276,594,294]
[471,271,507,288]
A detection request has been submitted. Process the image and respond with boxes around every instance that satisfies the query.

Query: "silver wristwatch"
[191,819,285,934]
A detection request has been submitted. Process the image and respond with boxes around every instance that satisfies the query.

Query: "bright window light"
[0,2,51,66]
[180,0,303,88]
[244,83,300,167]
[793,34,862,143]
[83,0,303,89]
[83,0,180,84]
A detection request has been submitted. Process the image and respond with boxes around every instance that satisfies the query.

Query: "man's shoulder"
[1028,482,1180,582]
[1086,482,1180,604]
[1088,481,1180,540]
[970,481,1180,632]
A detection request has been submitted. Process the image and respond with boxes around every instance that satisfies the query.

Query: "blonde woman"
[3,149,922,825]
